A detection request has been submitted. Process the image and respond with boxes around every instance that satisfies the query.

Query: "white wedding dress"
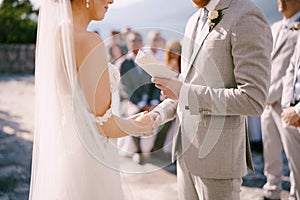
[30,1,126,198]
[30,41,125,199]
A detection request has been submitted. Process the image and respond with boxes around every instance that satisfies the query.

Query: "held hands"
[151,77,182,100]
[129,112,155,137]
[144,111,162,131]
[129,111,162,137]
[281,106,300,127]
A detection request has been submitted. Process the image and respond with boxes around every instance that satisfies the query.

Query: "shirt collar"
[283,10,300,30]
[205,0,221,12]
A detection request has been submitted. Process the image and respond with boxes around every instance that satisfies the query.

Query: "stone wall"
[0,44,35,73]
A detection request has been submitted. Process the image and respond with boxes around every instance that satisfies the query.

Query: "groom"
[145,0,273,199]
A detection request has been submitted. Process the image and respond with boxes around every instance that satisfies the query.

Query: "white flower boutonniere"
[290,22,300,30]
[208,10,223,31]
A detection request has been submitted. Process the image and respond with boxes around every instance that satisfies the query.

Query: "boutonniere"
[208,10,223,31]
[290,22,300,30]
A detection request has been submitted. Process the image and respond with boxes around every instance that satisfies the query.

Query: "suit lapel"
[188,13,200,39]
[273,31,291,59]
[271,22,283,60]
[188,24,210,72]
[183,0,232,80]
[186,13,201,60]
[181,12,200,78]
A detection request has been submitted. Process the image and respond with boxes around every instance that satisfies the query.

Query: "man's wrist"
[150,107,165,123]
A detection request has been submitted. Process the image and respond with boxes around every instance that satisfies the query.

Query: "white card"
[135,50,178,79]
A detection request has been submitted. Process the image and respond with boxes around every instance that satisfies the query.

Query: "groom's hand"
[135,111,162,131]
[147,111,162,130]
[128,111,154,136]
[281,106,300,127]
[152,77,182,100]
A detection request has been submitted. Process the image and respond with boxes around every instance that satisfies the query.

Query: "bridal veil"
[30,0,123,199]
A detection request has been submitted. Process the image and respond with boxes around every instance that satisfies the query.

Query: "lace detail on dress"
[89,108,112,125]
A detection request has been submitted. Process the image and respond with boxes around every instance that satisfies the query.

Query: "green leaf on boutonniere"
[290,22,300,31]
[208,10,223,31]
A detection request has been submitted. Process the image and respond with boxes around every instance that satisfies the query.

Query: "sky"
[86,0,281,40]
[2,0,281,40]
[88,0,197,40]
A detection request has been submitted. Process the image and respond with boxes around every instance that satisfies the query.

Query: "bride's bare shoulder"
[74,31,104,69]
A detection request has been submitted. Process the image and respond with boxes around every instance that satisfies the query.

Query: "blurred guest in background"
[109,30,128,55]
[164,40,181,73]
[120,26,132,55]
[152,40,182,155]
[108,42,124,66]
[261,0,300,199]
[281,34,300,200]
[143,30,166,63]
[117,31,161,164]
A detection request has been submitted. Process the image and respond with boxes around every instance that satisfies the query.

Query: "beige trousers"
[177,157,242,200]
[262,103,300,200]
[282,124,300,200]
[261,103,285,199]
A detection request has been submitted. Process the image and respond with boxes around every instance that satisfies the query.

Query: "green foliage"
[0,0,38,44]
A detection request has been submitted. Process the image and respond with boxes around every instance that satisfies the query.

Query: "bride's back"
[74,30,112,117]
[74,30,102,70]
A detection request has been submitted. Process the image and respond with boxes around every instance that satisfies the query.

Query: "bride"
[29,0,154,199]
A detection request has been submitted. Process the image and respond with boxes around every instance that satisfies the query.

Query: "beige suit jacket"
[154,0,272,179]
[268,20,299,105]
[282,34,300,111]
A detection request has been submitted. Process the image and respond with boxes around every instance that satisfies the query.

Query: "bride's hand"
[129,112,154,137]
[130,111,148,120]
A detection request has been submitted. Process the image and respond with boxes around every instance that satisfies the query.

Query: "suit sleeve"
[187,8,273,116]
[152,98,178,124]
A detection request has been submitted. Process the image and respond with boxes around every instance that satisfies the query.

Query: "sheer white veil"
[30,0,75,197]
[30,0,121,199]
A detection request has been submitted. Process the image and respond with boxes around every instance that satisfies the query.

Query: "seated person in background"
[117,31,161,164]
[152,40,182,154]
